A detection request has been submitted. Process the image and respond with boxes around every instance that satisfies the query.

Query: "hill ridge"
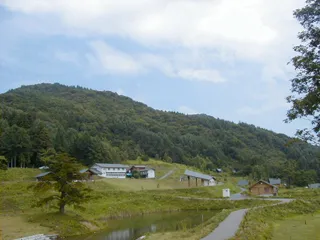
[0,83,319,185]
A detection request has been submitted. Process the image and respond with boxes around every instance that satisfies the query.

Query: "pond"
[70,210,219,240]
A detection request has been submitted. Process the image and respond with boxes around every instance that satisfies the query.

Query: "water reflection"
[71,210,218,240]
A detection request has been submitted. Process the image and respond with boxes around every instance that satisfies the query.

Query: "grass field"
[278,187,320,199]
[0,165,252,239]
[272,212,320,240]
[231,200,320,240]
[0,168,41,181]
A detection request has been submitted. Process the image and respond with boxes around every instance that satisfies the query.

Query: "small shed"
[146,167,155,178]
[184,170,216,187]
[237,180,249,186]
[269,178,281,187]
[249,180,278,196]
[223,188,230,198]
[308,183,320,189]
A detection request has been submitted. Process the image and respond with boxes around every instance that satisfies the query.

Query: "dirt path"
[158,169,175,180]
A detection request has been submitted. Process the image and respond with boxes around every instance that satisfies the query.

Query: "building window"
[264,187,270,193]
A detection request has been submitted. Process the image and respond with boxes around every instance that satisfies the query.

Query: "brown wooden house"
[249,180,278,196]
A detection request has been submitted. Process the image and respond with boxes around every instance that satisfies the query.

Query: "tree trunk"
[14,155,16,168]
[59,191,66,214]
[59,203,65,214]
[10,158,13,168]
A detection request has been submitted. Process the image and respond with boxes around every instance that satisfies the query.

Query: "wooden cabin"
[249,180,278,196]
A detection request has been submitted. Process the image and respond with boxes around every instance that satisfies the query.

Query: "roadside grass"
[148,182,240,198]
[272,212,320,240]
[0,168,41,181]
[231,200,320,240]
[146,209,233,240]
[278,187,320,199]
[91,178,190,191]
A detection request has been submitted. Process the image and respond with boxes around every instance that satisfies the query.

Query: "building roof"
[94,163,129,168]
[38,166,49,170]
[269,178,281,185]
[35,172,51,178]
[237,180,249,186]
[308,183,320,189]
[184,169,214,181]
[79,168,89,173]
[89,168,102,175]
[249,180,278,189]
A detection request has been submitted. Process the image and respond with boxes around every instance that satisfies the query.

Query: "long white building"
[91,163,129,178]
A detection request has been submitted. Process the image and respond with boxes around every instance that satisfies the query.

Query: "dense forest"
[0,83,319,185]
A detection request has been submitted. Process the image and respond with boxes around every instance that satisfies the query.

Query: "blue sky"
[0,0,309,136]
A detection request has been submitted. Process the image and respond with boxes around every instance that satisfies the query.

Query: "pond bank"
[68,210,220,240]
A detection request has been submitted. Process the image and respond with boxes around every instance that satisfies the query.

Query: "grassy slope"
[1,165,245,239]
[0,168,41,181]
[230,188,320,240]
[272,212,320,240]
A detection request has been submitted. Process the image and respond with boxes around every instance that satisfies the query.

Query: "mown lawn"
[272,212,320,240]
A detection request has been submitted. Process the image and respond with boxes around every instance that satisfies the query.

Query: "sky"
[0,0,310,136]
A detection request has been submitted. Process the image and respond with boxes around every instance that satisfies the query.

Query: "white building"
[146,168,155,178]
[91,163,129,179]
[128,166,156,179]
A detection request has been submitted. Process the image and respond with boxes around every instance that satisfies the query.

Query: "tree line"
[0,83,320,186]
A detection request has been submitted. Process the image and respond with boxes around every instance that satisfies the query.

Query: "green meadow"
[1,165,257,240]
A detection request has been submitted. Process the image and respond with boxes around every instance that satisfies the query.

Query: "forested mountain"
[1,83,319,185]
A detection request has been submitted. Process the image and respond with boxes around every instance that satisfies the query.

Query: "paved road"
[202,208,248,240]
[201,195,293,240]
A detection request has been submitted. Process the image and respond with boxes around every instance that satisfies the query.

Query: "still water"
[71,210,219,240]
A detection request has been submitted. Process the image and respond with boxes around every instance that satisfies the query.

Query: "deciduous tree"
[287,0,320,143]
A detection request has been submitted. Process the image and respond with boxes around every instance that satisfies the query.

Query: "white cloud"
[178,106,198,115]
[84,43,226,83]
[87,40,141,74]
[176,69,226,83]
[0,0,304,61]
[54,51,79,65]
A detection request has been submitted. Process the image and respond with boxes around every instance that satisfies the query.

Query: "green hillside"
[0,83,319,185]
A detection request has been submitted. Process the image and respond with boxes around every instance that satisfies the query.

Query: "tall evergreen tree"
[33,153,91,214]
